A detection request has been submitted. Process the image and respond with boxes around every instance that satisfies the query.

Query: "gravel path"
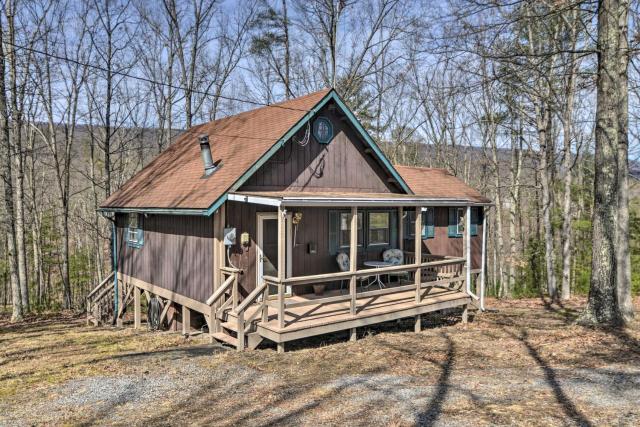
[1,299,639,426]
[2,358,639,426]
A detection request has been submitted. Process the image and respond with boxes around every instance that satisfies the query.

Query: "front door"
[257,213,292,297]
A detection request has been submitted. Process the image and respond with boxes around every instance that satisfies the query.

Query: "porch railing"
[403,252,465,282]
[261,257,467,331]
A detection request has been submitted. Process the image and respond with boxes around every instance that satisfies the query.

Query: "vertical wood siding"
[116,213,214,303]
[240,107,398,193]
[403,207,483,269]
[226,202,485,293]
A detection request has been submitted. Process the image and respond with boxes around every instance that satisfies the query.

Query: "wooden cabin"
[90,89,491,352]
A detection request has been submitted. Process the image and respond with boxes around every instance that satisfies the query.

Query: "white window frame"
[456,207,465,236]
[367,211,390,246]
[127,213,142,245]
[338,211,363,249]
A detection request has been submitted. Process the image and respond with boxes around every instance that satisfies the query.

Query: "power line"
[7,40,313,114]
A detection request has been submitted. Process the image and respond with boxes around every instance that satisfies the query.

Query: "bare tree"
[0,9,21,321]
[32,0,90,308]
[582,0,630,325]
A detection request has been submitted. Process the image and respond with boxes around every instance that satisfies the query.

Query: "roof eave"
[228,192,492,208]
[97,206,210,216]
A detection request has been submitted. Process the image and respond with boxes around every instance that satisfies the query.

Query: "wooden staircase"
[211,308,265,350]
[206,266,268,351]
[86,272,115,326]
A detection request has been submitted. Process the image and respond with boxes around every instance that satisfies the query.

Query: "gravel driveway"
[1,298,639,426]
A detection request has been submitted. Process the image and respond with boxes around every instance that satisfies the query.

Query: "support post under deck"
[182,305,191,336]
[134,285,141,329]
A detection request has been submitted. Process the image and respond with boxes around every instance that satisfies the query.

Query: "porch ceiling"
[228,191,492,207]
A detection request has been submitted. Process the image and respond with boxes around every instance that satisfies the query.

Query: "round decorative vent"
[313,117,333,144]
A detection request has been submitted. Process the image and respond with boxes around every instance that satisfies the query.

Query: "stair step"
[221,322,238,332]
[211,332,238,347]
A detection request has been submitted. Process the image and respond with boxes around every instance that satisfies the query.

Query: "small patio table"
[363,260,392,289]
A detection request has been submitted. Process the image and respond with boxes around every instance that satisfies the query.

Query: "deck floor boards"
[226,285,469,337]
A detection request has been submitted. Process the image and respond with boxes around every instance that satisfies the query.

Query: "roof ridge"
[192,88,332,131]
[394,164,450,173]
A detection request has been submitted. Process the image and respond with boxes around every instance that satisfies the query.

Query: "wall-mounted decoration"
[313,117,333,144]
[292,212,303,246]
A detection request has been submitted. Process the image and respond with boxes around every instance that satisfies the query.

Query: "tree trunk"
[282,0,291,98]
[5,4,29,312]
[0,20,21,321]
[538,105,557,300]
[507,117,523,294]
[582,0,625,325]
[615,0,633,321]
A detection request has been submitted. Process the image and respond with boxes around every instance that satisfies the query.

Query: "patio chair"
[382,248,409,284]
[336,252,370,293]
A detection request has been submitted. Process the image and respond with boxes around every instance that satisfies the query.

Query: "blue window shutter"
[426,209,435,239]
[448,208,457,237]
[137,228,144,246]
[470,208,478,236]
[329,210,339,255]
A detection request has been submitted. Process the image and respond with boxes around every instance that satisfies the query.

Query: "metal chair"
[382,248,408,284]
[336,252,370,293]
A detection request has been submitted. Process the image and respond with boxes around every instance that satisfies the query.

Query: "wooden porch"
[230,280,469,344]
[208,258,478,352]
[205,204,485,352]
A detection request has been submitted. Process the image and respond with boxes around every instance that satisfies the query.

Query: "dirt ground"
[1,298,639,426]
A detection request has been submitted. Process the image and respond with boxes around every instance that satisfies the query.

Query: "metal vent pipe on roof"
[199,134,217,176]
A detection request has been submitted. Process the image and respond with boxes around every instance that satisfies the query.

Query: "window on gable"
[127,213,144,247]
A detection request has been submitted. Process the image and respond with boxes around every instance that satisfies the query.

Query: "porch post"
[465,205,472,295]
[349,206,358,316]
[414,206,422,304]
[398,207,404,252]
[480,206,487,310]
[212,207,225,333]
[277,206,286,329]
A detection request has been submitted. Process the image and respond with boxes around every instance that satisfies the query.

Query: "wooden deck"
[206,255,478,351]
[224,284,471,344]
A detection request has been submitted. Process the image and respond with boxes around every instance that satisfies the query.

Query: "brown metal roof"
[100,88,490,213]
[100,89,331,211]
[393,165,491,204]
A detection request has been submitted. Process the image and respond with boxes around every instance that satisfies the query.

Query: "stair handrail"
[234,280,268,351]
[86,271,115,326]
[234,281,267,314]
[206,273,235,306]
[87,271,115,300]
